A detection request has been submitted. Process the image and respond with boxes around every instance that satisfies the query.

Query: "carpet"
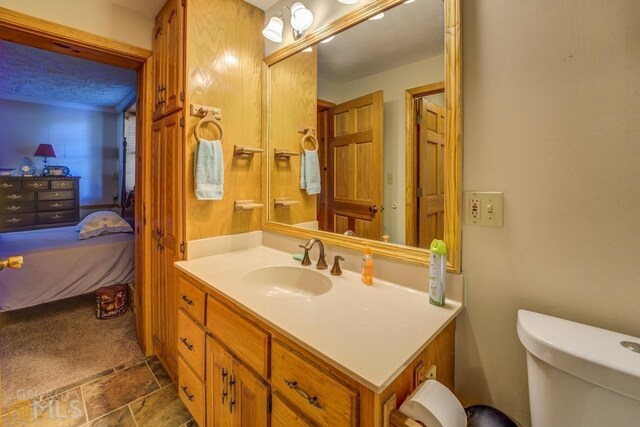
[0,293,145,412]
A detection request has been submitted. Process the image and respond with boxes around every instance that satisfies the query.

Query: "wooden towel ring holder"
[194,111,224,143]
[300,128,319,151]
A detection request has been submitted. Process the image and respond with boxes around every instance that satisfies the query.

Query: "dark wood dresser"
[0,176,81,232]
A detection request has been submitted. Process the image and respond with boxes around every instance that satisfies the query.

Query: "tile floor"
[2,357,195,427]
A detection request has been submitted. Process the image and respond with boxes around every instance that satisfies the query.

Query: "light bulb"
[262,16,284,43]
[290,2,313,31]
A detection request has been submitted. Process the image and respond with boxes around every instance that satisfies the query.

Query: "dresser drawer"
[1,201,34,213]
[0,180,20,191]
[0,213,36,228]
[37,200,75,211]
[23,180,49,190]
[2,192,35,202]
[178,274,206,324]
[206,295,270,378]
[51,180,75,190]
[177,309,205,379]
[37,210,76,224]
[272,339,358,426]
[38,190,74,201]
[178,357,205,427]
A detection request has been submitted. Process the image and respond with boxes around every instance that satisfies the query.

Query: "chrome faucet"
[299,238,328,270]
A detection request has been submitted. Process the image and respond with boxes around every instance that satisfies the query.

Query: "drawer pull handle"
[50,215,63,220]
[6,218,22,223]
[221,368,228,403]
[180,386,195,402]
[58,183,69,187]
[29,183,43,188]
[53,192,61,197]
[6,206,21,211]
[179,337,193,351]
[50,203,63,208]
[284,379,322,409]
[229,375,236,414]
[7,195,21,200]
[1,183,13,188]
[181,295,194,305]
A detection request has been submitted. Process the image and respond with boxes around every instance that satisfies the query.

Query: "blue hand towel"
[300,149,321,195]
[194,139,223,200]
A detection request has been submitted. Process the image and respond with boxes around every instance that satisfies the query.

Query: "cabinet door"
[208,337,234,427]
[161,111,183,375]
[235,362,269,427]
[152,14,165,120]
[163,0,184,114]
[150,120,165,356]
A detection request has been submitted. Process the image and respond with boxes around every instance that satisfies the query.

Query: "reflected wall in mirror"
[268,0,444,249]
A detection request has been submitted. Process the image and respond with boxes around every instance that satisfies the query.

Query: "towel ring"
[300,129,319,151]
[194,111,224,143]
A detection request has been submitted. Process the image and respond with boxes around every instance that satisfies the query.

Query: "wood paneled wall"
[184,0,264,241]
[269,49,318,225]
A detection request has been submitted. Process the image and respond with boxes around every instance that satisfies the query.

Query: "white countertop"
[175,246,463,393]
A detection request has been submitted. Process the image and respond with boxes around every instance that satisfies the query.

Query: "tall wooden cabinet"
[153,0,184,120]
[150,0,185,380]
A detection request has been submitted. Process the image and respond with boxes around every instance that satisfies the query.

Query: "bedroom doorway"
[0,10,153,354]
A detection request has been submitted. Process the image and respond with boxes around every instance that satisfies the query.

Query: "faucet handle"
[298,245,311,266]
[331,256,345,276]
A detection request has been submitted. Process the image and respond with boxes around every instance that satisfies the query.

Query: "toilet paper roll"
[399,379,467,427]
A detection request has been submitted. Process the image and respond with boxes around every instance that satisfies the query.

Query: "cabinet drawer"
[0,180,20,191]
[206,295,269,378]
[0,213,36,228]
[38,190,74,201]
[37,210,76,224]
[272,392,316,426]
[51,180,75,190]
[178,357,205,427]
[177,274,206,324]
[37,200,74,211]
[177,309,205,379]
[2,192,35,202]
[1,201,34,213]
[24,180,49,190]
[272,339,358,426]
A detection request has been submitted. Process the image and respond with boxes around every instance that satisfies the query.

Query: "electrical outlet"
[464,191,504,227]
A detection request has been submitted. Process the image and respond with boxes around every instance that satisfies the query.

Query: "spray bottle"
[429,239,447,306]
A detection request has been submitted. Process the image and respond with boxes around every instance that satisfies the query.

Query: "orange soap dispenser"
[361,244,374,285]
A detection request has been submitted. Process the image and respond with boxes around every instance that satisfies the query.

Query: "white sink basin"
[242,266,332,298]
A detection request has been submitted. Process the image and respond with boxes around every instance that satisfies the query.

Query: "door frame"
[0,7,154,354]
[404,81,445,247]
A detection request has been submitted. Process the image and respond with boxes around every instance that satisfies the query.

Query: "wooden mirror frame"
[262,0,461,272]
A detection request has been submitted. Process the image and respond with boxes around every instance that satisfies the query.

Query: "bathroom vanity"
[174,245,462,426]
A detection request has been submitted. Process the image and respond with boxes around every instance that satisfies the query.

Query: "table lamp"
[34,144,56,167]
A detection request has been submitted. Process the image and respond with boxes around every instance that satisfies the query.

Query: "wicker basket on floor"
[96,284,128,319]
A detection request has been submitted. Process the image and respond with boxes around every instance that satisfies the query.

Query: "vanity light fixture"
[262,2,314,43]
[369,12,385,20]
[404,0,416,4]
[302,47,313,52]
[320,35,336,44]
[337,0,360,4]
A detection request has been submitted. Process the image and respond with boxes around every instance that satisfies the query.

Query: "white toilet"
[518,310,640,426]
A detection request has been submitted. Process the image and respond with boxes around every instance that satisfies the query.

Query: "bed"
[0,226,134,312]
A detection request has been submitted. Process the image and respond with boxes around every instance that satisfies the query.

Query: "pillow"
[76,211,133,240]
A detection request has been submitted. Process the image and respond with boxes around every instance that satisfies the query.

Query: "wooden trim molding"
[0,7,151,70]
[404,82,445,248]
[263,0,462,272]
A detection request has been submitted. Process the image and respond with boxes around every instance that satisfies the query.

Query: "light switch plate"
[464,191,503,227]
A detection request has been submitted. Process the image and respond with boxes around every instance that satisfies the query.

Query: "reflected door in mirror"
[327,91,384,241]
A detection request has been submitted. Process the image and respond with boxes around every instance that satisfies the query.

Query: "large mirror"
[264,0,461,270]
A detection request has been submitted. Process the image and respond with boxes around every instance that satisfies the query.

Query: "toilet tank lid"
[517,309,640,402]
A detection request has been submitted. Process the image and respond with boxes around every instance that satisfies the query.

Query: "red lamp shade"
[34,144,56,159]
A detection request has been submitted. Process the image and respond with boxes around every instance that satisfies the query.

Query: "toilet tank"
[517,310,640,427]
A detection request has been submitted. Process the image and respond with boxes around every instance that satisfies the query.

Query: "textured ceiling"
[318,0,444,83]
[0,40,137,112]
